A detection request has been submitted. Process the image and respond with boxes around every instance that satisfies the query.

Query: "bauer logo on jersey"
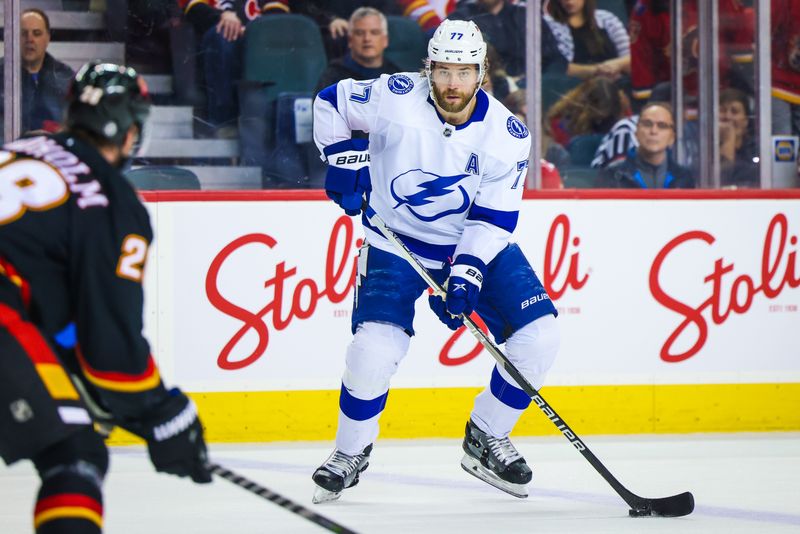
[390,169,470,222]
[387,74,414,95]
[506,116,529,139]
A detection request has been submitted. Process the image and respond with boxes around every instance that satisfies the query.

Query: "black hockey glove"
[124,388,212,484]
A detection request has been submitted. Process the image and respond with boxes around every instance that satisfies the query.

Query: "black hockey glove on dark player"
[123,388,212,483]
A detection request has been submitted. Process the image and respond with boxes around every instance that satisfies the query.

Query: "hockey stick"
[70,375,359,531]
[362,201,694,517]
[206,462,359,534]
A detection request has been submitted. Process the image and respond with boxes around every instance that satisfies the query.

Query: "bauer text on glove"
[323,138,371,216]
[122,388,212,484]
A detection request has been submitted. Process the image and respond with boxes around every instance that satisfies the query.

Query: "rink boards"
[111,190,800,443]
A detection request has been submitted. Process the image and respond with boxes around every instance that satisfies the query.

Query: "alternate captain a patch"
[387,74,414,95]
[506,116,529,139]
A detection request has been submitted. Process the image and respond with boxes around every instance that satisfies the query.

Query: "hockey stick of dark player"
[69,375,359,532]
[206,462,359,534]
[362,202,694,518]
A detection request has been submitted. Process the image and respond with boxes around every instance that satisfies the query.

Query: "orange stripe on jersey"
[34,494,103,529]
[76,346,161,393]
[36,363,80,400]
[418,10,439,27]
[0,257,31,307]
[404,0,428,15]
[183,0,210,14]
[0,304,79,399]
[261,1,289,12]
[772,87,800,105]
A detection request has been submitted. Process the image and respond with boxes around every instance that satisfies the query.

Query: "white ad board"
[143,197,800,392]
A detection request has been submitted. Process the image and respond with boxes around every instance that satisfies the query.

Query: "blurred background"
[1,0,794,191]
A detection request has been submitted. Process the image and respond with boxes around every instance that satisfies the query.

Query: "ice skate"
[460,419,532,498]
[312,444,372,504]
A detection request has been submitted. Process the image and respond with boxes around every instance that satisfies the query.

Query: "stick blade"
[629,491,694,518]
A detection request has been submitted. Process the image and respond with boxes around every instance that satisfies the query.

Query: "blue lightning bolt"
[392,173,468,208]
[389,170,472,222]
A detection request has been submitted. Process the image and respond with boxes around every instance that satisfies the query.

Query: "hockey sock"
[32,428,107,533]
[34,471,103,534]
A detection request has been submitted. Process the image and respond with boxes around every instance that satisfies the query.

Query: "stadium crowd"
[1,0,796,189]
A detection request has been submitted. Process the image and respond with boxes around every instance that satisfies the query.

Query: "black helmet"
[65,61,151,146]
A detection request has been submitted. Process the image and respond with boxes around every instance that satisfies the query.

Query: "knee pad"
[343,321,410,399]
[503,314,560,390]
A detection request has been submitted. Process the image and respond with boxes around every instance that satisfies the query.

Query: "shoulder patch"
[506,116,529,139]
[387,74,414,95]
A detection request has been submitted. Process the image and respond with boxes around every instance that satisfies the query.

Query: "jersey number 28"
[0,155,69,225]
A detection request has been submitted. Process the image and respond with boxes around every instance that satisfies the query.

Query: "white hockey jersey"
[314,72,531,268]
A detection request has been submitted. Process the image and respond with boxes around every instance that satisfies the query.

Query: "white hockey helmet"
[427,19,487,68]
[426,19,487,105]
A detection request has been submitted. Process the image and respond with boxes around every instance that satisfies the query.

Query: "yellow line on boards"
[105,383,800,445]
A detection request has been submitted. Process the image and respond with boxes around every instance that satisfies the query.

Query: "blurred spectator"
[503,88,527,122]
[629,0,754,112]
[719,88,758,188]
[290,1,401,59]
[451,0,525,77]
[590,114,638,168]
[450,0,567,78]
[179,0,290,138]
[315,7,400,93]
[505,88,571,170]
[395,0,455,36]
[482,44,515,101]
[544,0,630,81]
[597,102,694,188]
[546,76,631,146]
[771,0,800,137]
[0,9,74,135]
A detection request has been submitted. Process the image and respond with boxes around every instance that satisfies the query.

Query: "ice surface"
[1,433,798,533]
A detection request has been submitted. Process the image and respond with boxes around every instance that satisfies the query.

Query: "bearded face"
[432,83,476,113]
[429,63,480,113]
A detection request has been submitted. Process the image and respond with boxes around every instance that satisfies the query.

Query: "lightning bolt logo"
[390,169,471,222]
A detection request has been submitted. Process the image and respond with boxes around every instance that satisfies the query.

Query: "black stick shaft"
[207,463,359,534]
[363,203,683,513]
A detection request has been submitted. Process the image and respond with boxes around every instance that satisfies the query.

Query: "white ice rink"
[1,433,799,533]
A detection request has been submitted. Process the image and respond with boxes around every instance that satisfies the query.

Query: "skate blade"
[312,485,342,504]
[460,454,529,498]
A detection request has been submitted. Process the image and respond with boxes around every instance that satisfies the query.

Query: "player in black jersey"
[0,62,211,534]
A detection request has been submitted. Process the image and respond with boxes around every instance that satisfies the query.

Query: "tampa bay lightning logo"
[506,116,529,139]
[387,74,414,95]
[390,169,471,222]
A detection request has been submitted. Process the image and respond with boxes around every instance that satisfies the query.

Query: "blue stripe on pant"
[339,383,389,421]
[489,367,531,410]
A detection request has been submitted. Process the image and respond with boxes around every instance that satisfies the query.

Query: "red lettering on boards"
[650,213,799,363]
[205,216,360,370]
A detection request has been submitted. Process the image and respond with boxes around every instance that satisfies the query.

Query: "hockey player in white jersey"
[311,19,560,503]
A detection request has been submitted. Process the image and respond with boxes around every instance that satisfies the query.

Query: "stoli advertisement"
[141,195,800,393]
